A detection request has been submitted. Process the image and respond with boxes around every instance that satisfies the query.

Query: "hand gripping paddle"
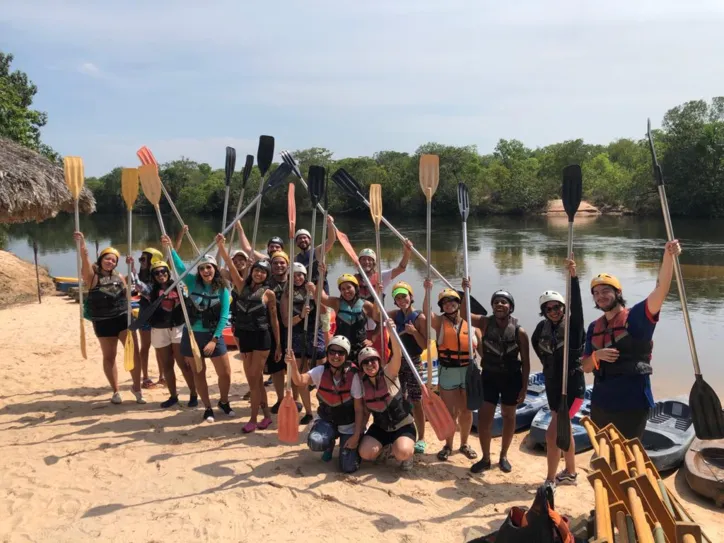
[121,167,140,371]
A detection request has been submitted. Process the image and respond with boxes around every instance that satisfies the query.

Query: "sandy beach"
[1,294,721,543]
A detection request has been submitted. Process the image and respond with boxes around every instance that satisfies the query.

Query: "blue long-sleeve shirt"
[171,249,229,338]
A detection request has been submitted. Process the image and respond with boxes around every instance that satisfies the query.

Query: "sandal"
[437,445,453,461]
[156,378,167,387]
[257,417,273,430]
[242,421,257,433]
[460,444,478,460]
[142,378,156,389]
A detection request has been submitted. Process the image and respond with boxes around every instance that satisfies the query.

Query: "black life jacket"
[185,283,222,330]
[87,271,127,320]
[394,309,423,358]
[268,277,287,331]
[590,308,653,380]
[361,372,413,431]
[535,319,582,379]
[291,285,316,333]
[482,316,521,373]
[316,363,357,426]
[148,284,184,328]
[234,283,269,333]
[137,268,152,310]
[295,250,328,291]
[336,297,367,356]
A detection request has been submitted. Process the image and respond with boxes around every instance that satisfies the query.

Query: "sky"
[2,0,724,176]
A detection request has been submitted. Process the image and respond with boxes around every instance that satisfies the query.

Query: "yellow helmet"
[150,260,170,272]
[99,247,120,261]
[337,274,359,288]
[437,288,461,308]
[590,273,622,293]
[392,281,413,298]
[270,250,289,264]
[142,247,164,264]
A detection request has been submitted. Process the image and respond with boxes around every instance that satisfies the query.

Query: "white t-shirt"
[366,269,393,331]
[308,365,363,435]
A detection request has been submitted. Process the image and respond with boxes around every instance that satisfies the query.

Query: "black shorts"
[235,329,271,353]
[364,423,417,447]
[482,369,523,407]
[264,329,287,375]
[544,368,586,411]
[591,404,648,440]
[92,314,128,338]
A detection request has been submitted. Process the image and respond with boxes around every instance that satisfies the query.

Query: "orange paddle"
[278,181,300,444]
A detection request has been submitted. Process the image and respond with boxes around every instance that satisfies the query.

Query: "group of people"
[71,217,682,488]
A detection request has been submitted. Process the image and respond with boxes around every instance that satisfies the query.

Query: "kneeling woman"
[135,259,198,408]
[73,232,143,404]
[356,321,416,471]
[288,336,363,473]
[161,234,232,423]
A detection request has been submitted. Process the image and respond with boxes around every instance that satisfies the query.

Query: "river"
[6,212,724,399]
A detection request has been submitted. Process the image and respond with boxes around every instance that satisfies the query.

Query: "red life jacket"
[316,364,357,426]
[590,308,653,379]
[355,272,378,300]
[361,372,412,431]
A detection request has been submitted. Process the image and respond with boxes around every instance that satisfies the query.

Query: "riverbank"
[0,296,721,542]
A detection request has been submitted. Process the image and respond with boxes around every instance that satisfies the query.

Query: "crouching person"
[357,319,416,471]
[288,335,363,473]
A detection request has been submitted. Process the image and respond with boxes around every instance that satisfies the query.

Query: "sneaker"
[499,457,512,473]
[471,458,492,474]
[555,470,578,485]
[300,413,314,425]
[321,449,333,462]
[296,402,303,413]
[161,396,179,408]
[400,457,414,471]
[270,401,281,414]
[132,389,147,405]
[218,401,235,417]
[414,440,427,454]
[264,377,273,386]
[110,392,122,404]
[202,408,215,423]
[187,395,198,408]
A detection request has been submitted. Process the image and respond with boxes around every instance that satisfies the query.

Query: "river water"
[7,212,724,399]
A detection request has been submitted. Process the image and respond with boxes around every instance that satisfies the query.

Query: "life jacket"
[536,319,582,377]
[148,285,184,328]
[268,277,287,328]
[394,309,423,358]
[296,250,326,287]
[481,316,521,373]
[234,283,269,333]
[494,484,574,543]
[87,271,127,320]
[336,297,367,354]
[186,283,223,330]
[355,272,386,305]
[316,363,357,426]
[437,315,473,368]
[590,308,653,379]
[361,372,413,431]
[137,268,152,310]
[292,285,317,333]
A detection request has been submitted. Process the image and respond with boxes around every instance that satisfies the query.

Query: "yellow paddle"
[369,184,385,356]
[121,168,139,371]
[63,156,87,359]
[419,154,439,388]
[138,164,203,373]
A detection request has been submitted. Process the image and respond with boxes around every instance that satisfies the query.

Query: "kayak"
[528,385,594,454]
[641,396,695,472]
[472,372,548,437]
[55,280,79,293]
[222,326,237,349]
[53,276,78,283]
[683,436,724,508]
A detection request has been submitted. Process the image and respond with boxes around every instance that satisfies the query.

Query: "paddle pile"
[580,416,707,543]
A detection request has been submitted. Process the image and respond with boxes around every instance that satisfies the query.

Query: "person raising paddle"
[293,215,336,295]
[582,240,682,440]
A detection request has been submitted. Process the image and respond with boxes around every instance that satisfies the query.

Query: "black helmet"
[251,259,271,274]
[267,236,284,248]
[491,290,515,312]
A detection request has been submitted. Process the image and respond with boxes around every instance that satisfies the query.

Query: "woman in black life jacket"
[72,232,144,405]
[356,320,417,471]
[531,256,585,487]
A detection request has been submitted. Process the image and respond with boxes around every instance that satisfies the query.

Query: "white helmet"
[293,262,307,275]
[539,290,565,307]
[295,228,311,240]
[327,335,351,355]
[357,347,381,364]
[358,248,376,261]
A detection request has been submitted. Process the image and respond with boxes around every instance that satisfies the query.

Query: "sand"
[0,250,55,308]
[1,294,722,543]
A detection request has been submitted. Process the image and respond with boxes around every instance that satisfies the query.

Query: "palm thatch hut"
[0,137,96,224]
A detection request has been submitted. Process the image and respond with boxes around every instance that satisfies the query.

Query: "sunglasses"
[139,256,148,262]
[327,349,346,357]
[545,304,563,313]
[153,269,169,276]
[361,358,379,366]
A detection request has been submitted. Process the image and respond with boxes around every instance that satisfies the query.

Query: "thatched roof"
[0,137,96,224]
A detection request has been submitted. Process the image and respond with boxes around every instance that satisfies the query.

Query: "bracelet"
[591,351,600,370]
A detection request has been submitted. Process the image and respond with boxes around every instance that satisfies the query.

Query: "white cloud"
[77,62,100,77]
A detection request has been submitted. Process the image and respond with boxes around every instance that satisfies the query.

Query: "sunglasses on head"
[546,304,563,313]
[327,348,346,357]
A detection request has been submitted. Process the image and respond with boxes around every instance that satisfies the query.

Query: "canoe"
[53,276,78,283]
[222,326,237,349]
[683,436,724,508]
[472,372,548,437]
[55,280,79,293]
[528,385,594,454]
[642,397,695,472]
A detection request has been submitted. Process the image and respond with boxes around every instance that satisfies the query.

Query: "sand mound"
[0,250,55,308]
[546,199,601,215]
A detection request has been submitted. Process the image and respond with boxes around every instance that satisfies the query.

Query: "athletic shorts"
[544,368,586,413]
[235,328,271,353]
[151,325,184,348]
[92,314,128,338]
[180,329,227,358]
[291,327,326,360]
[482,369,523,407]
[399,356,423,402]
[264,330,287,375]
[591,404,648,440]
[364,423,417,447]
[439,365,467,391]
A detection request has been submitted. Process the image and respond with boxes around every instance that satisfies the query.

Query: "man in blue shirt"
[582,240,682,439]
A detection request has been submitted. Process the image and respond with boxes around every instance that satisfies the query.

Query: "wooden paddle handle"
[627,487,654,543]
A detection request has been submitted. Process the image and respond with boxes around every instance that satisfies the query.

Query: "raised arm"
[384,319,402,378]
[73,231,95,285]
[461,276,485,328]
[422,278,442,330]
[646,240,682,316]
[235,221,267,262]
[389,239,412,281]
[174,225,187,252]
[216,233,244,291]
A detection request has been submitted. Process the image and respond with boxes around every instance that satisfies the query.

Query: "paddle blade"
[263,163,293,195]
[336,229,359,266]
[121,168,140,210]
[422,387,456,441]
[647,118,665,187]
[63,157,85,199]
[465,362,484,411]
[369,184,382,227]
[138,164,163,206]
[136,145,158,167]
[124,331,135,371]
[556,397,572,451]
[459,290,488,316]
[257,135,275,176]
[280,150,302,179]
[189,333,203,373]
[80,315,87,359]
[457,182,470,221]
[331,168,365,203]
[690,374,724,440]
[278,389,300,444]
[308,165,326,206]
[419,154,440,199]
[225,146,236,186]
[130,295,164,331]
[241,154,254,186]
[562,165,583,221]
[288,182,296,239]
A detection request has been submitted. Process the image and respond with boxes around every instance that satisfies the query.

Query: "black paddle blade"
[241,154,254,186]
[280,150,302,179]
[262,162,293,195]
[308,165,326,207]
[465,362,484,410]
[224,146,236,186]
[457,182,470,221]
[257,135,275,176]
[130,296,165,331]
[331,168,365,202]
[562,165,582,221]
[647,118,665,187]
[690,374,724,440]
[458,290,487,316]
[556,397,572,451]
